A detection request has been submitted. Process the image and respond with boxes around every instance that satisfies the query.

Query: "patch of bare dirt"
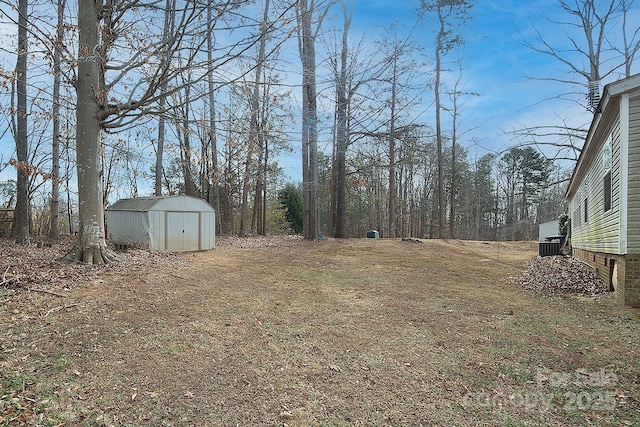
[216,234,307,248]
[517,255,609,297]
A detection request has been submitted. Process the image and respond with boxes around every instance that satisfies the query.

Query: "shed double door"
[166,211,199,251]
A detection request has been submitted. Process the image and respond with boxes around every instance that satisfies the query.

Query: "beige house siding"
[570,103,622,254]
[626,94,640,252]
[566,74,640,307]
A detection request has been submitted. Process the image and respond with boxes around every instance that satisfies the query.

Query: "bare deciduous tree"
[12,0,30,246]
[154,0,175,197]
[512,0,635,163]
[420,0,473,239]
[49,0,66,240]
[613,0,640,78]
[65,0,279,263]
[523,0,619,110]
[297,0,336,240]
[206,2,221,233]
[240,0,271,237]
[331,1,351,238]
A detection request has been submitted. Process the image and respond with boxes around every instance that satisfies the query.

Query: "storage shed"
[106,195,215,251]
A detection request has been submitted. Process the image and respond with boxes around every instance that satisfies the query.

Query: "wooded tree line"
[0,0,637,258]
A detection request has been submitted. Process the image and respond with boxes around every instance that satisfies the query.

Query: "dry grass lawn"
[1,238,639,426]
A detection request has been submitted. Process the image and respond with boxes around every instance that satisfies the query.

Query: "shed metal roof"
[107,195,214,212]
[107,196,164,211]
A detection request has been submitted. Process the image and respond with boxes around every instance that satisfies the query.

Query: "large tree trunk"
[449,96,457,239]
[207,94,222,231]
[262,137,268,236]
[64,0,116,264]
[179,84,197,197]
[155,114,165,196]
[253,87,268,236]
[49,0,65,240]
[388,56,397,239]
[206,4,221,233]
[332,2,351,238]
[260,67,273,237]
[13,0,30,246]
[240,0,270,237]
[434,9,445,240]
[155,0,175,197]
[298,0,320,240]
[251,144,264,234]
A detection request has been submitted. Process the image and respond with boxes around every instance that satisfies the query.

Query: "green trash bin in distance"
[366,230,380,239]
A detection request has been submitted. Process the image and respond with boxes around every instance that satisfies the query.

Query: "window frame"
[584,197,588,223]
[604,170,612,212]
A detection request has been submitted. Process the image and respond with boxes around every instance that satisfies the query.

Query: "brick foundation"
[572,248,640,307]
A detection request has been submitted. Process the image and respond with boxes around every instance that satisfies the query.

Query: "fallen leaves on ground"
[0,237,187,295]
[0,238,88,291]
[517,255,609,296]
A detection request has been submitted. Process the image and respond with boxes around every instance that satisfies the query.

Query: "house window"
[584,197,588,223]
[573,204,581,228]
[604,170,612,212]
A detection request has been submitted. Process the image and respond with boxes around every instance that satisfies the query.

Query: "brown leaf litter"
[517,255,609,296]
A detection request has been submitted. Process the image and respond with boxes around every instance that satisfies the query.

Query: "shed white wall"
[106,211,151,247]
[148,210,165,250]
[107,196,215,251]
[150,197,215,250]
[200,210,215,250]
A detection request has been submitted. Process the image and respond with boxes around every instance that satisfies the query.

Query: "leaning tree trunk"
[63,0,117,264]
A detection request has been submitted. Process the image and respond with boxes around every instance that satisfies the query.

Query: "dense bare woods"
[0,0,637,249]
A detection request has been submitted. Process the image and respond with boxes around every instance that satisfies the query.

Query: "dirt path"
[2,238,639,426]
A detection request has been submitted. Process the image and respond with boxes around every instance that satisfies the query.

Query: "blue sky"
[277,0,636,181]
[1,0,639,192]
[336,0,639,161]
